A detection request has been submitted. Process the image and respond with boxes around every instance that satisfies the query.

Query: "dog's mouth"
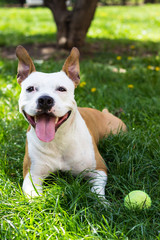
[23,110,71,142]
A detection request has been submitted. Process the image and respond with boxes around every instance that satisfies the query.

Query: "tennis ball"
[124,190,151,210]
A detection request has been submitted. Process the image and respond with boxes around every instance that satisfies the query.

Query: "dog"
[16,45,126,198]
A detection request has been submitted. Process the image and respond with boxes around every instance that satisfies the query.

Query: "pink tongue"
[35,115,56,142]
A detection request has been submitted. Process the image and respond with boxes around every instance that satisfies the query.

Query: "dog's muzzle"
[37,95,54,112]
[23,101,71,142]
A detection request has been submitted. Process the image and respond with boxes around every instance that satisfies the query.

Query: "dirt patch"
[0,41,157,61]
[0,43,72,60]
[0,41,113,61]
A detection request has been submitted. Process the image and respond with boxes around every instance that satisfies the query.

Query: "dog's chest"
[27,112,96,176]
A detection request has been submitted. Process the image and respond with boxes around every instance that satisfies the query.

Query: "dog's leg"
[88,170,107,198]
[22,172,44,198]
[102,109,127,135]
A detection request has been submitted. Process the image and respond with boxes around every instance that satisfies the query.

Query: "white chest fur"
[27,110,96,177]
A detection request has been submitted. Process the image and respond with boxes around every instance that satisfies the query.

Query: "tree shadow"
[84,37,160,57]
[1,34,160,61]
[0,31,56,47]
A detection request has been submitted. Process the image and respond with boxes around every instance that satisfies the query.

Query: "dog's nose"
[37,95,54,110]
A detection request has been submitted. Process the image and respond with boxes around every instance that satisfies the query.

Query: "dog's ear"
[16,45,36,85]
[62,47,80,87]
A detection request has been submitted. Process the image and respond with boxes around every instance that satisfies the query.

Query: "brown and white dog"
[16,45,126,198]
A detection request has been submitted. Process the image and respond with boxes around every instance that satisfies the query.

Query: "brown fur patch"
[23,126,31,178]
[62,47,80,87]
[78,107,126,172]
[16,45,36,85]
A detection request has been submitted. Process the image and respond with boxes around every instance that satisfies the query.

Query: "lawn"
[0,4,160,240]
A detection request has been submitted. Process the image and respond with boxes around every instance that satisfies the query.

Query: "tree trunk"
[121,0,127,5]
[44,0,98,48]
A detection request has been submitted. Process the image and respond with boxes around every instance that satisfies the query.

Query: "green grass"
[90,5,160,42]
[0,7,56,46]
[0,4,160,240]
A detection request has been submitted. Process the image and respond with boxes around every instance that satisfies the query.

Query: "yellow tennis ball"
[124,190,151,209]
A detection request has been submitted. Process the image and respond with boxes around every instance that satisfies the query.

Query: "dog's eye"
[26,86,35,92]
[57,87,67,92]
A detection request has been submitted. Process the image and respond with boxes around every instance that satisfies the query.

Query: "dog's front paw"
[22,184,42,198]
[23,188,42,198]
[22,173,43,199]
[100,196,111,208]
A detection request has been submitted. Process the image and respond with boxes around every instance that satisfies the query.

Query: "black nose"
[37,95,54,110]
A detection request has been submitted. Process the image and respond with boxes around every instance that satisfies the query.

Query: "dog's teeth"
[55,117,58,124]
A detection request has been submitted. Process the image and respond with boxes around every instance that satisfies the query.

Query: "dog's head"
[16,45,80,143]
